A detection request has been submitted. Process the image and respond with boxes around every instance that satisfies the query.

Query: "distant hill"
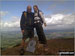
[44,28,74,34]
[1,28,74,34]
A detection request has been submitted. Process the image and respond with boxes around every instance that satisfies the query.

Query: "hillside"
[1,38,74,55]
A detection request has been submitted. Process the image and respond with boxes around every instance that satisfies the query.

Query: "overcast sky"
[0,0,75,31]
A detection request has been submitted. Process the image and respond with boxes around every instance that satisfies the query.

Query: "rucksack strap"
[38,10,43,24]
[24,12,27,19]
[23,12,27,25]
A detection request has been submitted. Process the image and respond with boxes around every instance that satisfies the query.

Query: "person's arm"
[20,13,24,34]
[39,12,47,27]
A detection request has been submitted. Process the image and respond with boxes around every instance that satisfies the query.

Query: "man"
[33,5,48,51]
[20,5,34,55]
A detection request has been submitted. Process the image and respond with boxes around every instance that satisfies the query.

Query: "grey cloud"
[44,13,75,30]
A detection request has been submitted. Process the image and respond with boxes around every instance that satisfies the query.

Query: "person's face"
[33,7,38,12]
[27,6,32,13]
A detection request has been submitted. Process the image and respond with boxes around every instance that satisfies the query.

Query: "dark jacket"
[20,11,34,30]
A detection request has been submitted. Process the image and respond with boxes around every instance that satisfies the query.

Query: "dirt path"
[1,38,74,55]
